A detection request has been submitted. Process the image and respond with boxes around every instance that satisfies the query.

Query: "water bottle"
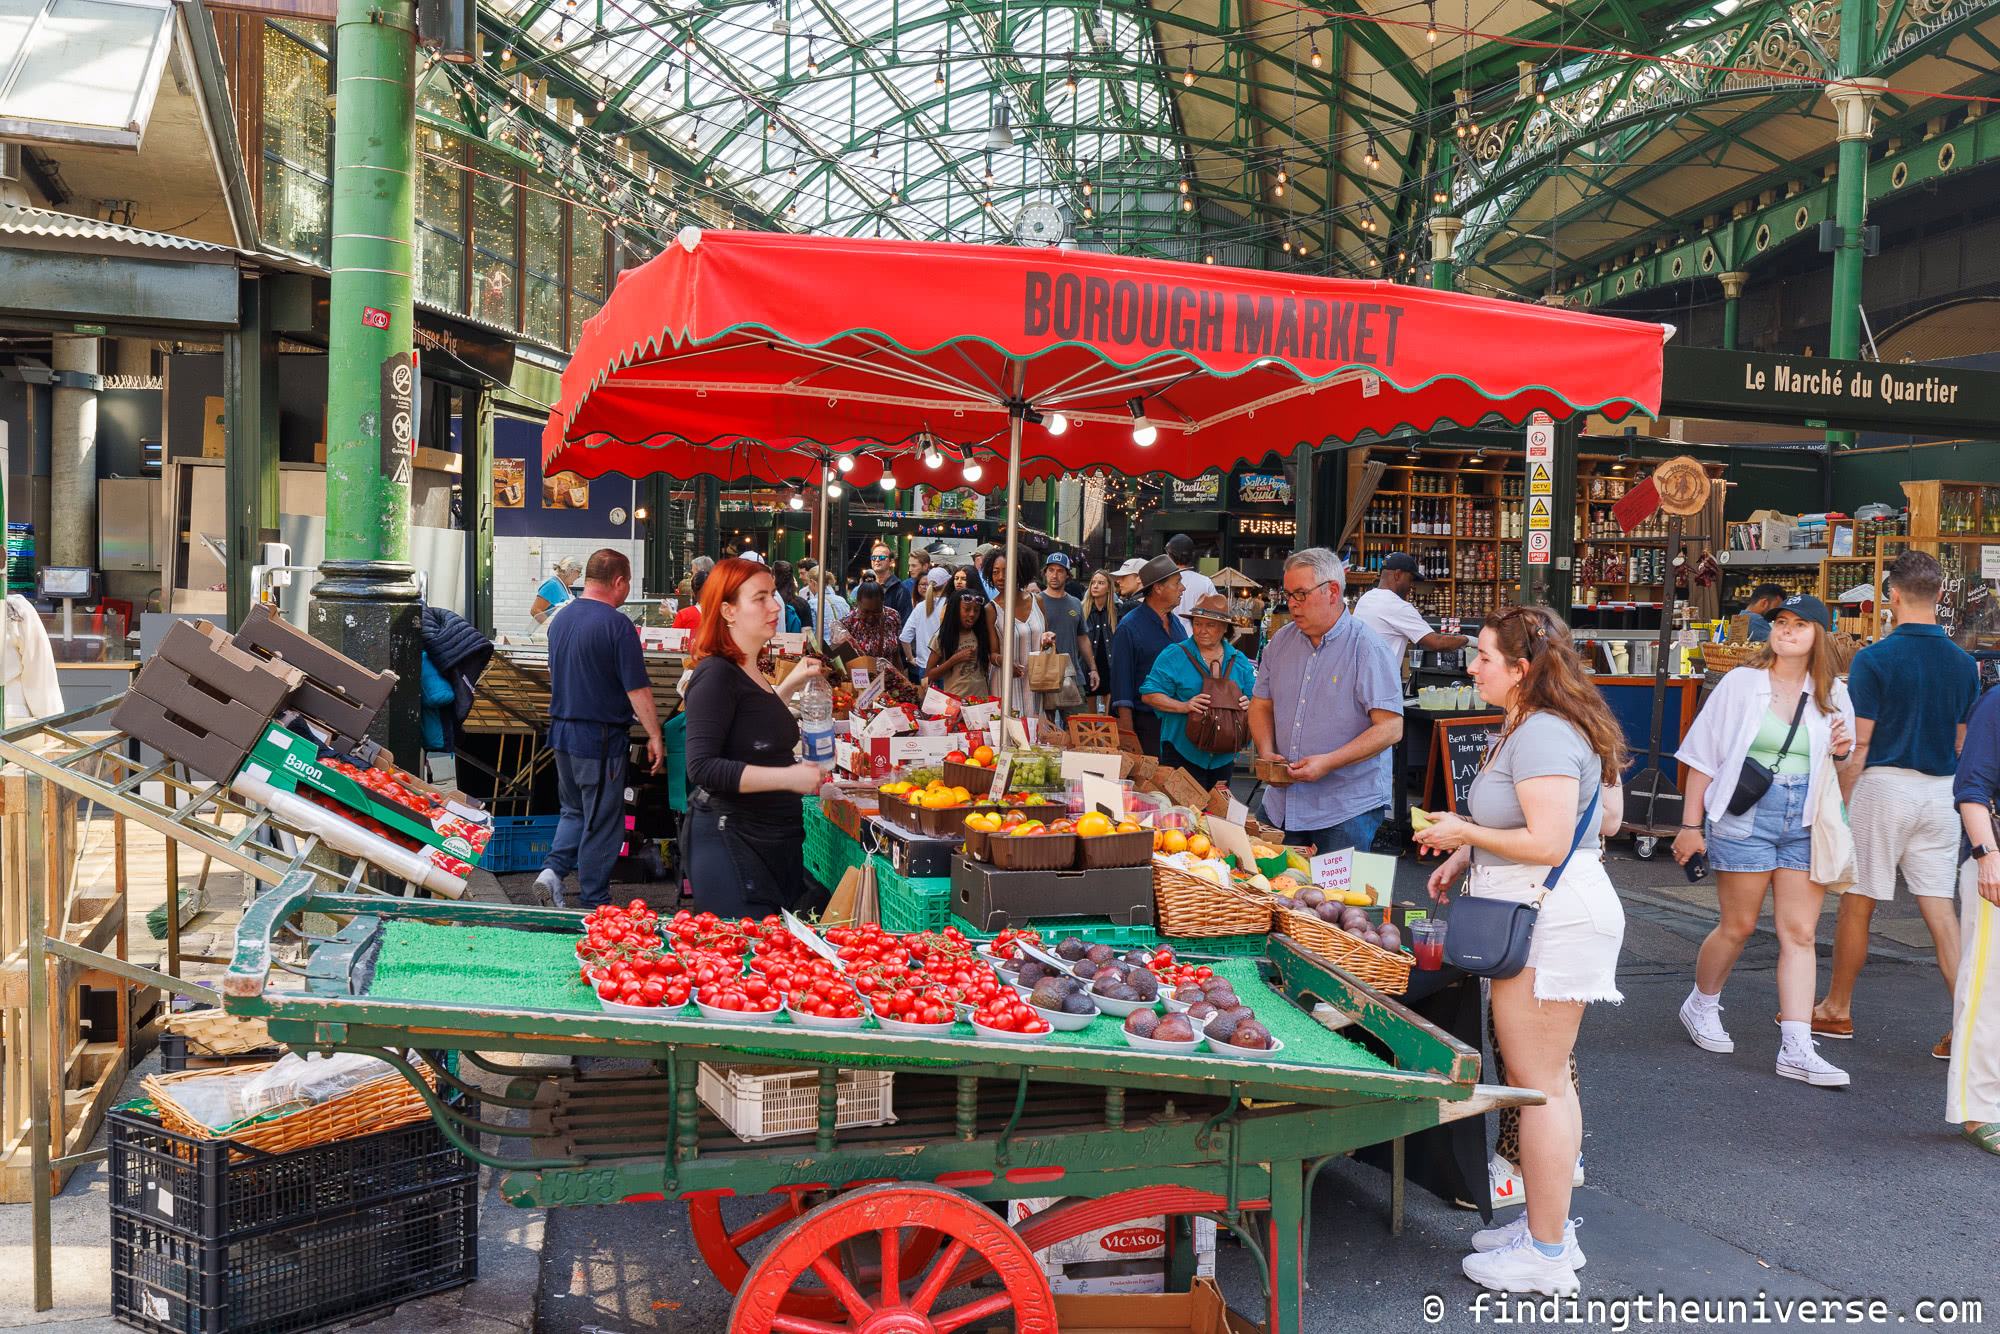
[800,676,836,769]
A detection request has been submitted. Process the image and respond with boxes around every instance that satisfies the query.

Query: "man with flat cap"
[1110,555,1188,758]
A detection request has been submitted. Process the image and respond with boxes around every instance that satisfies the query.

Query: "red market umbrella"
[545,228,1668,703]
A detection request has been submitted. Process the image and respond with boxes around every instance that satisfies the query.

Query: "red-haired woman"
[682,557,826,918]
[1414,605,1629,1298]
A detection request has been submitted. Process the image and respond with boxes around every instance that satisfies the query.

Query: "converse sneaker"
[1679,995,1734,1053]
[1461,1231,1582,1296]
[1776,1040,1851,1088]
[1488,1155,1525,1210]
[1471,1215,1586,1267]
[535,868,567,909]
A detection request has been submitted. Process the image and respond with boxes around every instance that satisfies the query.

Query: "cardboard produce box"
[1052,1279,1256,1333]
[1006,1197,1216,1273]
[234,604,396,746]
[950,858,1155,932]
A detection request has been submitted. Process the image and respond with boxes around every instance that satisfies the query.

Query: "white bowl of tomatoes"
[695,977,786,1024]
[970,996,1052,1043]
[871,987,958,1033]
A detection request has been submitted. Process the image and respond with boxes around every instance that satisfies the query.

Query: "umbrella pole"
[815,465,830,653]
[998,368,1027,734]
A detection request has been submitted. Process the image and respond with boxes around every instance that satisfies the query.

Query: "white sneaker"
[535,868,567,908]
[1679,995,1734,1053]
[1461,1231,1581,1296]
[1776,1041,1851,1088]
[1573,1153,1586,1188]
[1470,1215,1586,1267]
[1488,1155,1525,1210]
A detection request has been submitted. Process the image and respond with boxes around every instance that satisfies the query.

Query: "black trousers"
[683,801,806,919]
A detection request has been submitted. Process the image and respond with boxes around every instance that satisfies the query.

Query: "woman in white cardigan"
[1673,594,1855,1088]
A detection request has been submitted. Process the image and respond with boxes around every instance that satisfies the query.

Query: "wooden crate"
[0,766,137,1202]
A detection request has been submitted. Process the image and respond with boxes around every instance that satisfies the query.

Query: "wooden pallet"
[0,763,138,1202]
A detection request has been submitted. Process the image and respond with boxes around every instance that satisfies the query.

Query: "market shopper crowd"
[529,534,1997,1306]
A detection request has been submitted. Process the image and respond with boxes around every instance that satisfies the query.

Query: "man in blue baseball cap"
[1038,552,1097,724]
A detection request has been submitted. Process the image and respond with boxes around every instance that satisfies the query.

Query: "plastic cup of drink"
[1410,918,1448,971]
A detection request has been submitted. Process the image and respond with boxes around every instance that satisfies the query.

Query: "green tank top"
[1747,705,1810,776]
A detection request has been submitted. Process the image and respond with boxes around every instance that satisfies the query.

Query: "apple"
[945,750,969,764]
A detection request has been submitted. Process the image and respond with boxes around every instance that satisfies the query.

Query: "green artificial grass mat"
[364,922,1387,1071]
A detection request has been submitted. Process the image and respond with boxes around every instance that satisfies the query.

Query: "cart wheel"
[1634,835,1658,860]
[727,1182,1057,1333]
[688,1186,943,1320]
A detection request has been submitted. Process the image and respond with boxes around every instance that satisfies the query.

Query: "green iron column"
[468,388,495,635]
[224,272,280,629]
[1826,76,1884,366]
[1718,272,1749,351]
[312,0,423,752]
[693,475,721,559]
[1429,216,1463,293]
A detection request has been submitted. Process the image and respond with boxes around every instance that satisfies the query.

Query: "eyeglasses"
[1282,580,1334,604]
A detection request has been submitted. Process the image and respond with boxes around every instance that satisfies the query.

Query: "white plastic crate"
[696,1063,897,1142]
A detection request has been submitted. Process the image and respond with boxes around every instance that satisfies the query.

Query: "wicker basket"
[1078,829,1153,869]
[941,760,996,796]
[1697,642,1758,673]
[141,1058,438,1153]
[1152,863,1273,938]
[988,832,1078,870]
[1274,908,1412,994]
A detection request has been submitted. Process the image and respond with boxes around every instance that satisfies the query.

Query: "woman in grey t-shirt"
[1411,605,1628,1299]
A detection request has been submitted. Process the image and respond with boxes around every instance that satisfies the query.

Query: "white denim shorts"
[1848,768,1959,901]
[1465,853,1625,1004]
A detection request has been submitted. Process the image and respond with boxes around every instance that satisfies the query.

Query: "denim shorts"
[1706,771,1812,873]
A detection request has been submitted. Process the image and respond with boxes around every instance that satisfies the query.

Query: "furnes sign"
[1023,273,1407,366]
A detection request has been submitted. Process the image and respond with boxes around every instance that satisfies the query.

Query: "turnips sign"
[1022,272,1408,367]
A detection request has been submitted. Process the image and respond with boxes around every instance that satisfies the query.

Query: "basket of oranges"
[876,775,982,837]
[1076,811,1153,868]
[941,745,998,796]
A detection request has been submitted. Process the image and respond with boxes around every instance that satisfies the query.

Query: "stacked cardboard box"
[233,604,397,748]
[110,621,304,781]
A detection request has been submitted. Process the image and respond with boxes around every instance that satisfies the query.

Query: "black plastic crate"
[112,1177,478,1334]
[158,1034,282,1075]
[108,1105,475,1244]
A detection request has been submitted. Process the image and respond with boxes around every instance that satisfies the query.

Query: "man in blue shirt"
[1249,548,1405,854]
[1110,555,1187,758]
[537,549,663,909]
[1814,551,1978,1055]
[859,543,913,621]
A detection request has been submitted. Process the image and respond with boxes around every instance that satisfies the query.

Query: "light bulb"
[1128,396,1157,446]
[1277,164,1289,185]
[962,460,984,483]
[1426,3,1438,42]
[879,474,896,491]
[1046,411,1070,436]
[835,454,855,473]
[827,480,842,498]
[923,446,943,468]
[1309,42,1322,68]
[1182,197,1193,212]
[1179,177,1190,194]
[788,492,805,510]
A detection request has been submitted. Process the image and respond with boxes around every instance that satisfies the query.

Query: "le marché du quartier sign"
[1662,348,2000,435]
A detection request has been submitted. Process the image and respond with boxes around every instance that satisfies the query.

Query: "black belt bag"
[1725,695,1806,817]
[1444,790,1599,979]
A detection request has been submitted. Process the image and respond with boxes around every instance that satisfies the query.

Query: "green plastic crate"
[948,915,1160,950]
[1164,932,1269,957]
[871,855,951,934]
[804,798,866,891]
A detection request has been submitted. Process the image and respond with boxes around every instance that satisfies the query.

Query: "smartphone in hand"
[1684,850,1710,883]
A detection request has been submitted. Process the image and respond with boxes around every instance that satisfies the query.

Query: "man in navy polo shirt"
[1814,551,1978,1057]
[536,549,664,909]
[1111,555,1187,758]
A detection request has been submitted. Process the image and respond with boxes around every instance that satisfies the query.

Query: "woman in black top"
[1083,569,1119,713]
[681,558,826,918]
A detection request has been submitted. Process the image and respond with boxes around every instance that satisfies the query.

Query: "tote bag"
[1809,767,1856,893]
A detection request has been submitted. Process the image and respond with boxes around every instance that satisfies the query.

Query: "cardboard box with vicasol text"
[110,620,305,781]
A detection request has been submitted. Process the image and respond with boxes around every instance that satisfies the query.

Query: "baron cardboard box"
[950,858,1155,932]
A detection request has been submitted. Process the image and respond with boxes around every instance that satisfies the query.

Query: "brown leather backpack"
[1180,643,1249,756]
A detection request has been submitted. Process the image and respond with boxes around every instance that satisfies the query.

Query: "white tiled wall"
[494,535,647,636]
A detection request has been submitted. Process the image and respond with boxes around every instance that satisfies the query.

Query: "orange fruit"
[972,745,995,764]
[1116,821,1141,834]
[1188,834,1212,858]
[1160,830,1189,855]
[1076,812,1112,838]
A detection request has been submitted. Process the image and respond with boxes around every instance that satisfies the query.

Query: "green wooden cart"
[221,873,1531,1333]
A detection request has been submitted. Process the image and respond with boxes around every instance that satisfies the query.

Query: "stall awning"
[0,0,175,149]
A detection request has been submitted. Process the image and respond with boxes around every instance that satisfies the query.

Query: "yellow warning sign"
[1528,462,1553,496]
[1528,495,1553,530]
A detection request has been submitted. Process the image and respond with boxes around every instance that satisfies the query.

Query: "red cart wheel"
[688,1186,944,1320]
[726,1182,1058,1334]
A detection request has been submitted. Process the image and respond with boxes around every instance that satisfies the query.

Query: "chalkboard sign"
[1426,715,1504,813]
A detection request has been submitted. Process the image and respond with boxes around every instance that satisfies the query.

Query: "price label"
[1310,848,1354,889]
[988,751,1015,796]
